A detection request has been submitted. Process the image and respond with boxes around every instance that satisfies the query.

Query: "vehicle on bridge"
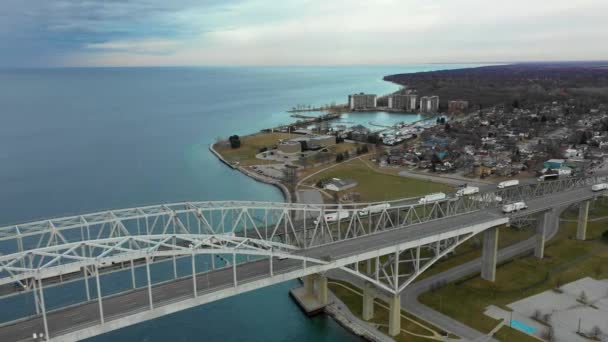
[418,192,447,204]
[537,173,559,182]
[502,201,528,213]
[456,186,479,197]
[358,203,390,216]
[314,210,350,225]
[497,179,519,189]
[592,183,608,191]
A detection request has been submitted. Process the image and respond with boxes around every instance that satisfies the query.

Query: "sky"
[1,0,608,67]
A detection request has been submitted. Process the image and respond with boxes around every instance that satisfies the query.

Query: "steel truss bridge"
[0,173,606,341]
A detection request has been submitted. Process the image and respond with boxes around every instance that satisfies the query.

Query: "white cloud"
[52,0,608,66]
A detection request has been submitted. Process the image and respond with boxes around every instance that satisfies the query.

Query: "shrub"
[228,135,241,148]
[602,230,608,243]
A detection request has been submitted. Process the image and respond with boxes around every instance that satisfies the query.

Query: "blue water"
[0,64,480,341]
[511,319,537,335]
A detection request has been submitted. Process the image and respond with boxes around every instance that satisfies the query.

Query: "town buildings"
[388,94,417,111]
[348,93,377,110]
[420,96,440,113]
[448,100,469,113]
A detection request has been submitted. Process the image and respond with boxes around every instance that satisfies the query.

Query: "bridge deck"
[0,186,596,341]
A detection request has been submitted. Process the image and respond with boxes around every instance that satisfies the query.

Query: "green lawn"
[328,280,453,342]
[213,133,293,166]
[306,159,452,202]
[419,198,608,340]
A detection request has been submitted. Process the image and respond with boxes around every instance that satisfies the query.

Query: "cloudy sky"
[1,0,608,67]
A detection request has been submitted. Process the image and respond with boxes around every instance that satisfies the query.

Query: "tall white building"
[348,93,377,110]
[420,96,439,113]
[388,94,417,111]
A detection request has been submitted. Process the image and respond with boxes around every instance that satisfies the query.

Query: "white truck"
[314,210,350,225]
[497,179,519,189]
[418,192,447,204]
[502,201,528,213]
[359,203,390,216]
[592,183,608,191]
[456,186,480,197]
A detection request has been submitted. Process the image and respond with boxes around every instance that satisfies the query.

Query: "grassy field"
[305,158,452,202]
[328,280,455,342]
[419,198,608,340]
[416,224,535,281]
[214,133,361,167]
[213,133,293,166]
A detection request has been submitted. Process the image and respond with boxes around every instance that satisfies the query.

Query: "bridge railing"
[0,173,606,258]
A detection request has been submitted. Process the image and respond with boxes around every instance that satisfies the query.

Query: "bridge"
[0,174,606,341]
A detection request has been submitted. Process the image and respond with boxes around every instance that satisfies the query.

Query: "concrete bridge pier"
[481,226,499,281]
[290,274,328,315]
[388,295,401,336]
[535,211,551,259]
[362,284,375,321]
[577,200,590,240]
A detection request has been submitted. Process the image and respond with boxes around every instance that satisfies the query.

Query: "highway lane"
[401,207,565,342]
[0,186,599,341]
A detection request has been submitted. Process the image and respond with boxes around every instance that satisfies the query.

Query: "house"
[323,178,358,192]
[544,159,566,169]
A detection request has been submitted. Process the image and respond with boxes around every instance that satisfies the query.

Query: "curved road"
[401,206,566,341]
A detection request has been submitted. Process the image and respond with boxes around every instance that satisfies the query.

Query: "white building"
[324,178,358,192]
[388,94,417,111]
[348,93,377,110]
[420,96,439,113]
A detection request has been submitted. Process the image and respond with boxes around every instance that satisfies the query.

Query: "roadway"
[0,186,598,341]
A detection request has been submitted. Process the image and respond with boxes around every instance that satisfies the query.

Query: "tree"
[336,153,344,163]
[602,229,608,243]
[228,135,241,148]
[579,291,588,304]
[591,325,602,339]
[542,327,554,342]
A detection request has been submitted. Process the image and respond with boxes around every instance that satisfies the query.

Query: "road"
[329,206,565,341]
[401,211,561,341]
[0,187,597,341]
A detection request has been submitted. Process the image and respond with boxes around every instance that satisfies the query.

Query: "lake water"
[0,64,479,341]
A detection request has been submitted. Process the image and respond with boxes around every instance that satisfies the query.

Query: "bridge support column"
[535,211,550,259]
[316,275,328,306]
[303,274,315,296]
[388,295,401,336]
[362,284,375,321]
[291,274,328,315]
[481,226,499,282]
[577,201,590,240]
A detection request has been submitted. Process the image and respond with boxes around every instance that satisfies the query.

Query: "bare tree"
[542,326,554,341]
[591,325,602,339]
[579,291,588,304]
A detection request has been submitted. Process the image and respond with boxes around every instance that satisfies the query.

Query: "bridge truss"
[0,173,606,340]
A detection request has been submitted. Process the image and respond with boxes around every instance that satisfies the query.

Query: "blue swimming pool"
[511,319,538,334]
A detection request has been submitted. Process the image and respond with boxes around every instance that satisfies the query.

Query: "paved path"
[401,206,565,341]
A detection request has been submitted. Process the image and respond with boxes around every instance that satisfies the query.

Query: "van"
[497,180,519,189]
[502,201,528,213]
[313,210,350,225]
[591,183,608,192]
[359,203,390,216]
[456,186,479,197]
[419,192,447,204]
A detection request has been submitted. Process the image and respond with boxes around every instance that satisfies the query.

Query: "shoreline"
[209,143,389,341]
[208,143,292,203]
